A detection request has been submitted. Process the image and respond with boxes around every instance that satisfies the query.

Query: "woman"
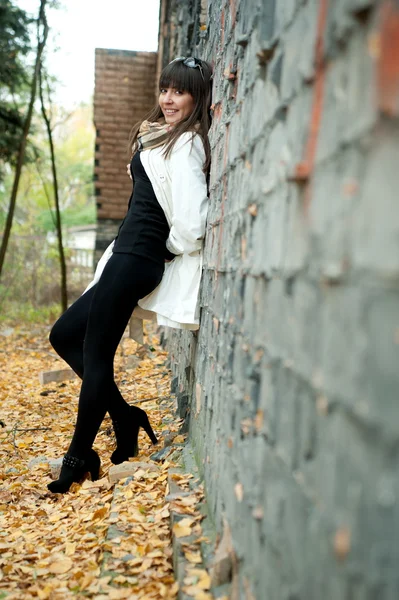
[48,56,212,493]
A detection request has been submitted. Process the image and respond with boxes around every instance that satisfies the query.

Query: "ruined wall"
[93,49,157,262]
[160,0,399,598]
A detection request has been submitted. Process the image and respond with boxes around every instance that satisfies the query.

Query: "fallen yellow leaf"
[37,585,54,600]
[185,550,202,564]
[48,511,69,522]
[173,522,193,538]
[65,542,76,556]
[92,506,108,520]
[48,557,73,574]
[108,589,133,599]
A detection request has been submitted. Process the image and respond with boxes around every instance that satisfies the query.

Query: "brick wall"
[93,49,158,261]
[160,0,399,598]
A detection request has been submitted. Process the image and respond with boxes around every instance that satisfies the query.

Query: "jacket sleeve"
[166,133,209,256]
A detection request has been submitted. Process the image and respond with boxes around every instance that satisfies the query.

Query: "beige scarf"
[137,119,172,151]
[136,119,201,152]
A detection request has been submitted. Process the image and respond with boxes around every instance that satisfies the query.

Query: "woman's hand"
[126,164,132,180]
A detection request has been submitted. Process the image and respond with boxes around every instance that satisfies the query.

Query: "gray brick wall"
[160,0,399,597]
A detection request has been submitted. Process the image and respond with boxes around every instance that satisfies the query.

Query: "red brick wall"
[93,49,158,257]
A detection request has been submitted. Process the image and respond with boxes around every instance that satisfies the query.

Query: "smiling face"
[158,87,195,125]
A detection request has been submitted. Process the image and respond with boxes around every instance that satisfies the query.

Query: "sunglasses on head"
[170,56,205,81]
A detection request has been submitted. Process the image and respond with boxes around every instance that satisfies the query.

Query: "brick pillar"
[93,49,158,264]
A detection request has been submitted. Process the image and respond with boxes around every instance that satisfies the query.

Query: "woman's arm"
[166,133,209,256]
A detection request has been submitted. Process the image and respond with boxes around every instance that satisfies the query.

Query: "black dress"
[113,151,175,263]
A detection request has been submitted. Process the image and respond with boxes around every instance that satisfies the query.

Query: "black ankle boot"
[111,406,158,465]
[47,448,101,494]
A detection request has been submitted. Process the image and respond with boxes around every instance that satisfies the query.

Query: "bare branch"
[39,17,67,312]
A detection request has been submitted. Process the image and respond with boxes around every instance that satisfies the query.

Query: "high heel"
[139,410,158,445]
[47,448,101,494]
[111,406,158,465]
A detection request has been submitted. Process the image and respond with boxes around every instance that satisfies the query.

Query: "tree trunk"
[0,0,49,278]
[39,65,68,312]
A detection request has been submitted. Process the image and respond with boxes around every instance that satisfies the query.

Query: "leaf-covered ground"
[0,321,184,599]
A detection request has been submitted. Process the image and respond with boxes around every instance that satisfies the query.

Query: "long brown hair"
[129,58,213,172]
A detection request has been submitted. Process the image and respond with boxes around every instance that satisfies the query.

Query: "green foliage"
[0,3,95,307]
[0,233,62,307]
[0,0,32,87]
[37,203,96,231]
[0,298,61,326]
[0,103,95,234]
[0,0,33,174]
[0,102,95,305]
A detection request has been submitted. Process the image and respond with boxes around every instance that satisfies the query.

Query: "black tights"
[49,253,164,458]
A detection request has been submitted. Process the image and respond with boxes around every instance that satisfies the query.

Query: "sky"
[16,0,160,108]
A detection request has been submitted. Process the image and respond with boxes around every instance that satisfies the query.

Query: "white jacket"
[86,131,209,331]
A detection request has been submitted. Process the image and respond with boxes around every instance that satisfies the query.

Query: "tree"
[39,61,68,311]
[0,0,49,279]
[0,0,33,176]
